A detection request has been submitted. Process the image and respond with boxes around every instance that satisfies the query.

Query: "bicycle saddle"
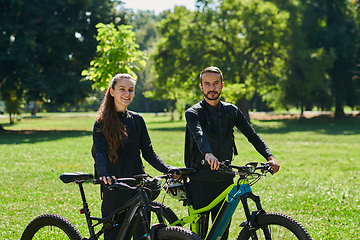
[60,172,93,183]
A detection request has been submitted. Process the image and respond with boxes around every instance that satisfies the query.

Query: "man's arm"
[185,110,220,170]
[233,107,280,174]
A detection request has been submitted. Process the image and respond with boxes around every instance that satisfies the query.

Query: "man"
[184,66,280,240]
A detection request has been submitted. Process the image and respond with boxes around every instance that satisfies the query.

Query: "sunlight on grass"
[1,113,359,239]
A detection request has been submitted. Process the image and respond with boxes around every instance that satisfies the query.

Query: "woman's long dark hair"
[96,74,135,162]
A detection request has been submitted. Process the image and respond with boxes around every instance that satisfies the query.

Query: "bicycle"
[21,172,202,240]
[161,160,312,240]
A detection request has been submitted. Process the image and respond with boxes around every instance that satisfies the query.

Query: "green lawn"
[0,112,359,239]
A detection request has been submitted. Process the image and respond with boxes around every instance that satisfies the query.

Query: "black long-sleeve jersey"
[93,110,170,178]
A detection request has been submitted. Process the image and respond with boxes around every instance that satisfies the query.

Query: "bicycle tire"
[237,212,312,240]
[21,213,82,240]
[157,226,202,240]
[152,201,180,225]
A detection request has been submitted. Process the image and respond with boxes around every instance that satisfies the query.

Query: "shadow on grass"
[1,116,359,145]
[149,115,360,135]
[149,126,186,132]
[252,115,360,135]
[0,130,92,144]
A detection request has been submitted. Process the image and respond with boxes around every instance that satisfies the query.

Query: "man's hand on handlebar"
[205,153,220,170]
[266,156,280,174]
[99,175,116,185]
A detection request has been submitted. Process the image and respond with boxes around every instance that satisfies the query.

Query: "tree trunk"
[9,113,14,124]
[334,97,345,119]
[31,101,38,116]
[300,101,304,119]
[237,96,250,123]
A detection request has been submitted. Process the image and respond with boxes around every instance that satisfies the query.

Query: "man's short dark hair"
[199,66,223,84]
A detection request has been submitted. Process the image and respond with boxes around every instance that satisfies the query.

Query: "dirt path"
[250,111,360,120]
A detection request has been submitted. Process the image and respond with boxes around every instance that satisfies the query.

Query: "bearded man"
[184,66,280,240]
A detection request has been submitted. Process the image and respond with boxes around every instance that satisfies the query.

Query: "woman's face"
[110,78,135,112]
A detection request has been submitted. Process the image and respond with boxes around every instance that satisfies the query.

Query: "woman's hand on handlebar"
[205,153,220,170]
[168,167,181,180]
[99,175,116,185]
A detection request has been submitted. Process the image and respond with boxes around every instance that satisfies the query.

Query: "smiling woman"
[91,73,181,240]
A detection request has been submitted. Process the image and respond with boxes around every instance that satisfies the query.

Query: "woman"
[92,73,179,239]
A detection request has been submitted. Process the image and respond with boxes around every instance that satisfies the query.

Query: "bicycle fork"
[138,189,166,240]
[240,192,270,240]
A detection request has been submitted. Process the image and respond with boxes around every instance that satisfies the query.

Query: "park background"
[1,0,360,239]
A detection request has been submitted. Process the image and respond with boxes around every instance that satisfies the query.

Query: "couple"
[92,66,280,240]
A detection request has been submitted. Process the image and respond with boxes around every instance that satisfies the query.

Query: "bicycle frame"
[170,176,265,240]
[76,181,166,240]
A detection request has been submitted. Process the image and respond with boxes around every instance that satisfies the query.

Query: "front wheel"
[237,212,312,240]
[152,201,180,225]
[21,213,82,240]
[157,226,202,240]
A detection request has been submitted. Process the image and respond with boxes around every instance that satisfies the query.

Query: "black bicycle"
[21,172,202,240]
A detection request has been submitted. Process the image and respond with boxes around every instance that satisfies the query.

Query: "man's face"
[200,72,223,101]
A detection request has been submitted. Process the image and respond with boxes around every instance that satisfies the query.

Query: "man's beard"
[204,90,221,101]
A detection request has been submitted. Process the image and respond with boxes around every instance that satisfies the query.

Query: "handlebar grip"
[93,178,116,185]
[93,179,102,185]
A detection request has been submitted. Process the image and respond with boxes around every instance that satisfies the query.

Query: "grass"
[0,112,359,239]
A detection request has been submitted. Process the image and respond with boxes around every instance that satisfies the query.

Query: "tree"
[151,0,289,121]
[271,0,336,117]
[124,10,171,113]
[351,1,360,111]
[301,0,358,119]
[283,48,335,116]
[0,0,118,123]
[82,23,146,90]
[148,6,201,119]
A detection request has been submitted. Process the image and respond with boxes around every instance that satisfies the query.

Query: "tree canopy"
[1,0,359,122]
[0,0,118,121]
[82,22,146,91]
[270,0,360,118]
[150,0,289,121]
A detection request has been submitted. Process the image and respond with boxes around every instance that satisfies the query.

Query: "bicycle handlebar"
[200,160,273,175]
[93,174,171,191]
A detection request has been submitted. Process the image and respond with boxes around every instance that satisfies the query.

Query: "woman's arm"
[137,115,171,173]
[93,121,109,177]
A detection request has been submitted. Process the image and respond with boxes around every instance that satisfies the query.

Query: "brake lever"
[260,163,273,175]
[108,182,133,191]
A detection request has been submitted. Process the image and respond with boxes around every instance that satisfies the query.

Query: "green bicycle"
[162,160,312,240]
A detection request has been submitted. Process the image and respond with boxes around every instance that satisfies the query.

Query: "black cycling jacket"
[185,99,272,181]
[93,110,170,178]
